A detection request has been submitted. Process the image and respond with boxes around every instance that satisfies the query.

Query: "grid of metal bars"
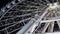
[0,0,60,34]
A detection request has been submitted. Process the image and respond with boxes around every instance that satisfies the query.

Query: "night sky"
[0,0,60,9]
[0,0,12,9]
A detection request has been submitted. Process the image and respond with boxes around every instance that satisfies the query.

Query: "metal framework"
[0,0,60,34]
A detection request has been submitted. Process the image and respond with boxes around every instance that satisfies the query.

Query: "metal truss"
[0,0,60,34]
[17,0,60,34]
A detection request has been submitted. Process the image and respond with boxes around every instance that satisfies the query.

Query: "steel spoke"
[41,22,50,33]
[57,21,60,29]
[48,22,54,32]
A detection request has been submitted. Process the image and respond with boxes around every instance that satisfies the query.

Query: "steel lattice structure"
[0,0,60,34]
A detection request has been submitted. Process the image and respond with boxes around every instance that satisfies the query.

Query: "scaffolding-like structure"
[0,0,60,34]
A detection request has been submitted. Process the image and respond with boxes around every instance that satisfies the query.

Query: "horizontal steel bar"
[34,32,60,34]
[41,17,60,23]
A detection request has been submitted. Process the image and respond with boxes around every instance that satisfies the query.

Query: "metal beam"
[46,32,60,34]
[41,22,50,33]
[41,18,60,23]
[0,17,31,31]
[57,21,60,29]
[0,0,25,20]
[48,22,54,32]
[16,5,48,34]
[35,32,60,34]
[16,18,36,34]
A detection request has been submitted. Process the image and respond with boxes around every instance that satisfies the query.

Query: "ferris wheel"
[0,0,60,34]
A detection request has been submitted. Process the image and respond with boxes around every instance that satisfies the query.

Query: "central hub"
[49,2,59,10]
[50,3,58,9]
[47,2,60,11]
[46,2,60,17]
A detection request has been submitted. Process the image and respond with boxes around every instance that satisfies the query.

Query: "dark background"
[0,0,12,9]
[0,0,59,9]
